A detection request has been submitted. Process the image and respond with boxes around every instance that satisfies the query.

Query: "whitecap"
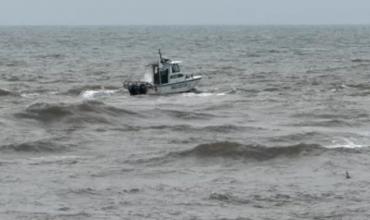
[20,93,40,98]
[326,138,365,149]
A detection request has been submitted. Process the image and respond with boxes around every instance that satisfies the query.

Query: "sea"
[1,25,370,220]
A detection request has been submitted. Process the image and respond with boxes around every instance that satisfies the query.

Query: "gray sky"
[1,0,370,25]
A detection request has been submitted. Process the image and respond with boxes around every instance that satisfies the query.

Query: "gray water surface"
[1,26,370,220]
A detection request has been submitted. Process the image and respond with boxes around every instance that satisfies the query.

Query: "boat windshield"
[172,64,180,73]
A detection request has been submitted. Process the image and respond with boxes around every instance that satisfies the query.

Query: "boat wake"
[65,85,120,96]
[80,89,118,100]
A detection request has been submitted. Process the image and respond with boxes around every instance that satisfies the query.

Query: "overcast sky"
[1,0,370,25]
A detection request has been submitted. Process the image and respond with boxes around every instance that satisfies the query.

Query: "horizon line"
[1,23,370,27]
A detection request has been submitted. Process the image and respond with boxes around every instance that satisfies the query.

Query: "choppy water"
[1,25,370,220]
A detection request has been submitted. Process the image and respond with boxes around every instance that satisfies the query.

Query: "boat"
[123,50,202,95]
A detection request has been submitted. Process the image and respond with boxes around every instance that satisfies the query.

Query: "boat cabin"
[151,60,187,85]
[147,50,192,86]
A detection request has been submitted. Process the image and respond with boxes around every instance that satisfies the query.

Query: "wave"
[3,60,28,67]
[292,110,369,120]
[167,142,366,161]
[305,66,348,74]
[159,109,215,120]
[36,53,65,59]
[28,155,82,165]
[268,49,287,54]
[0,140,69,153]
[175,142,322,160]
[209,192,250,204]
[269,132,325,143]
[121,124,252,134]
[68,187,99,196]
[14,101,138,124]
[305,62,370,75]
[0,88,16,96]
[347,83,370,90]
[201,125,253,133]
[291,111,368,127]
[292,119,355,127]
[351,58,370,63]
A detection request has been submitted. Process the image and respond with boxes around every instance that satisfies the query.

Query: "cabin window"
[172,64,180,73]
[170,74,184,79]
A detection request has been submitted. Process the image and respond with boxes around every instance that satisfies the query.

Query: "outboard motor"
[127,83,148,96]
[139,84,147,94]
[128,84,138,95]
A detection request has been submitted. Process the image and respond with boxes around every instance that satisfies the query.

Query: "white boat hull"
[149,76,201,95]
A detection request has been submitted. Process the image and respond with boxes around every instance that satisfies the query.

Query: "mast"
[159,49,163,64]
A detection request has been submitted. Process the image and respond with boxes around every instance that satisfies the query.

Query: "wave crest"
[14,101,137,123]
[172,142,364,161]
[0,140,69,153]
[0,88,15,96]
[351,58,370,63]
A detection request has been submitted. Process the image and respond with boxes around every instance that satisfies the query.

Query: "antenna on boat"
[158,49,162,62]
